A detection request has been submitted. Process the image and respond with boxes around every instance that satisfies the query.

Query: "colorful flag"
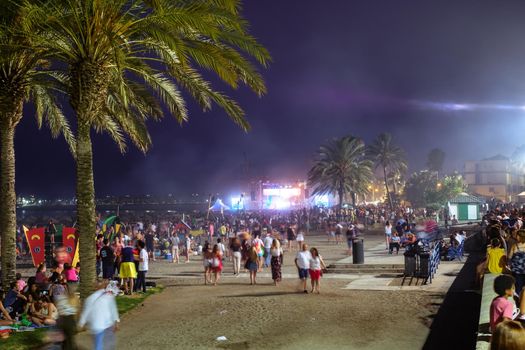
[25,227,45,267]
[62,227,78,263]
[72,239,80,268]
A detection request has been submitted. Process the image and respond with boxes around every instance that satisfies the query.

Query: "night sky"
[13,0,525,197]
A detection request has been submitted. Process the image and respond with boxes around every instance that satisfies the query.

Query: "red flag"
[62,227,78,263]
[25,227,45,267]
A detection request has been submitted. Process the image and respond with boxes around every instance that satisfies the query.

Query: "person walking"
[246,245,259,285]
[384,221,392,250]
[78,281,120,350]
[295,243,312,293]
[263,231,273,267]
[270,239,283,286]
[296,229,305,251]
[309,247,327,294]
[211,244,223,286]
[287,225,296,252]
[184,233,192,263]
[203,243,213,285]
[170,231,180,264]
[230,237,242,276]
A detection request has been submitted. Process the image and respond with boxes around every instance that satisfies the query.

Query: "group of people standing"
[199,226,328,293]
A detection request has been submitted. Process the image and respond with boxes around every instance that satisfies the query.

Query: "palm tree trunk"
[338,186,344,212]
[76,121,97,299]
[0,125,17,288]
[70,63,109,299]
[383,166,393,211]
[392,179,398,195]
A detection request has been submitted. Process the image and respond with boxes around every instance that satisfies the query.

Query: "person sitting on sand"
[30,296,58,326]
[0,294,15,326]
[3,281,28,318]
[35,263,49,285]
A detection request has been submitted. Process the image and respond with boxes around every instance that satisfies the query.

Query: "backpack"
[510,248,525,274]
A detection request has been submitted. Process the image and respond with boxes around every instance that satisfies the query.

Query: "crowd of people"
[0,202,471,349]
[479,208,525,349]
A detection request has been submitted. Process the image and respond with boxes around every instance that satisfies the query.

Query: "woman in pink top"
[64,263,78,282]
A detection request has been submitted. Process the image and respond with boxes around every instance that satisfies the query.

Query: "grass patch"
[2,286,164,350]
[116,286,164,315]
[0,328,46,350]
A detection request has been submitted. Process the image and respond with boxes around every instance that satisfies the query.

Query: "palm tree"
[0,2,75,288]
[387,162,407,195]
[368,133,407,211]
[426,148,445,178]
[308,136,373,209]
[34,0,269,297]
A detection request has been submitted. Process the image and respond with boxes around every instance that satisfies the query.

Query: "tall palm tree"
[308,136,373,209]
[0,2,75,288]
[33,0,269,297]
[368,133,407,211]
[387,162,407,195]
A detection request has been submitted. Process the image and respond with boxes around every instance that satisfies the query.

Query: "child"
[490,274,515,332]
[487,238,507,274]
[309,247,327,294]
[16,273,26,292]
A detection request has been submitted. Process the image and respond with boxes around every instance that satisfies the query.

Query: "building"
[463,155,525,202]
[448,193,483,221]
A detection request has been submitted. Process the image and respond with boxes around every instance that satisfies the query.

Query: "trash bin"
[418,252,430,278]
[352,238,364,264]
[404,252,417,276]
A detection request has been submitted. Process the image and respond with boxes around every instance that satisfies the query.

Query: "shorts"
[309,269,321,280]
[298,268,309,279]
[119,262,137,279]
[247,261,258,272]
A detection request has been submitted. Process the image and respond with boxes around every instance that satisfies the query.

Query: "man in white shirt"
[78,281,120,350]
[295,243,312,293]
[136,240,149,293]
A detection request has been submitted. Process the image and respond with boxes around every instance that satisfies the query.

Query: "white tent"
[209,198,230,211]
